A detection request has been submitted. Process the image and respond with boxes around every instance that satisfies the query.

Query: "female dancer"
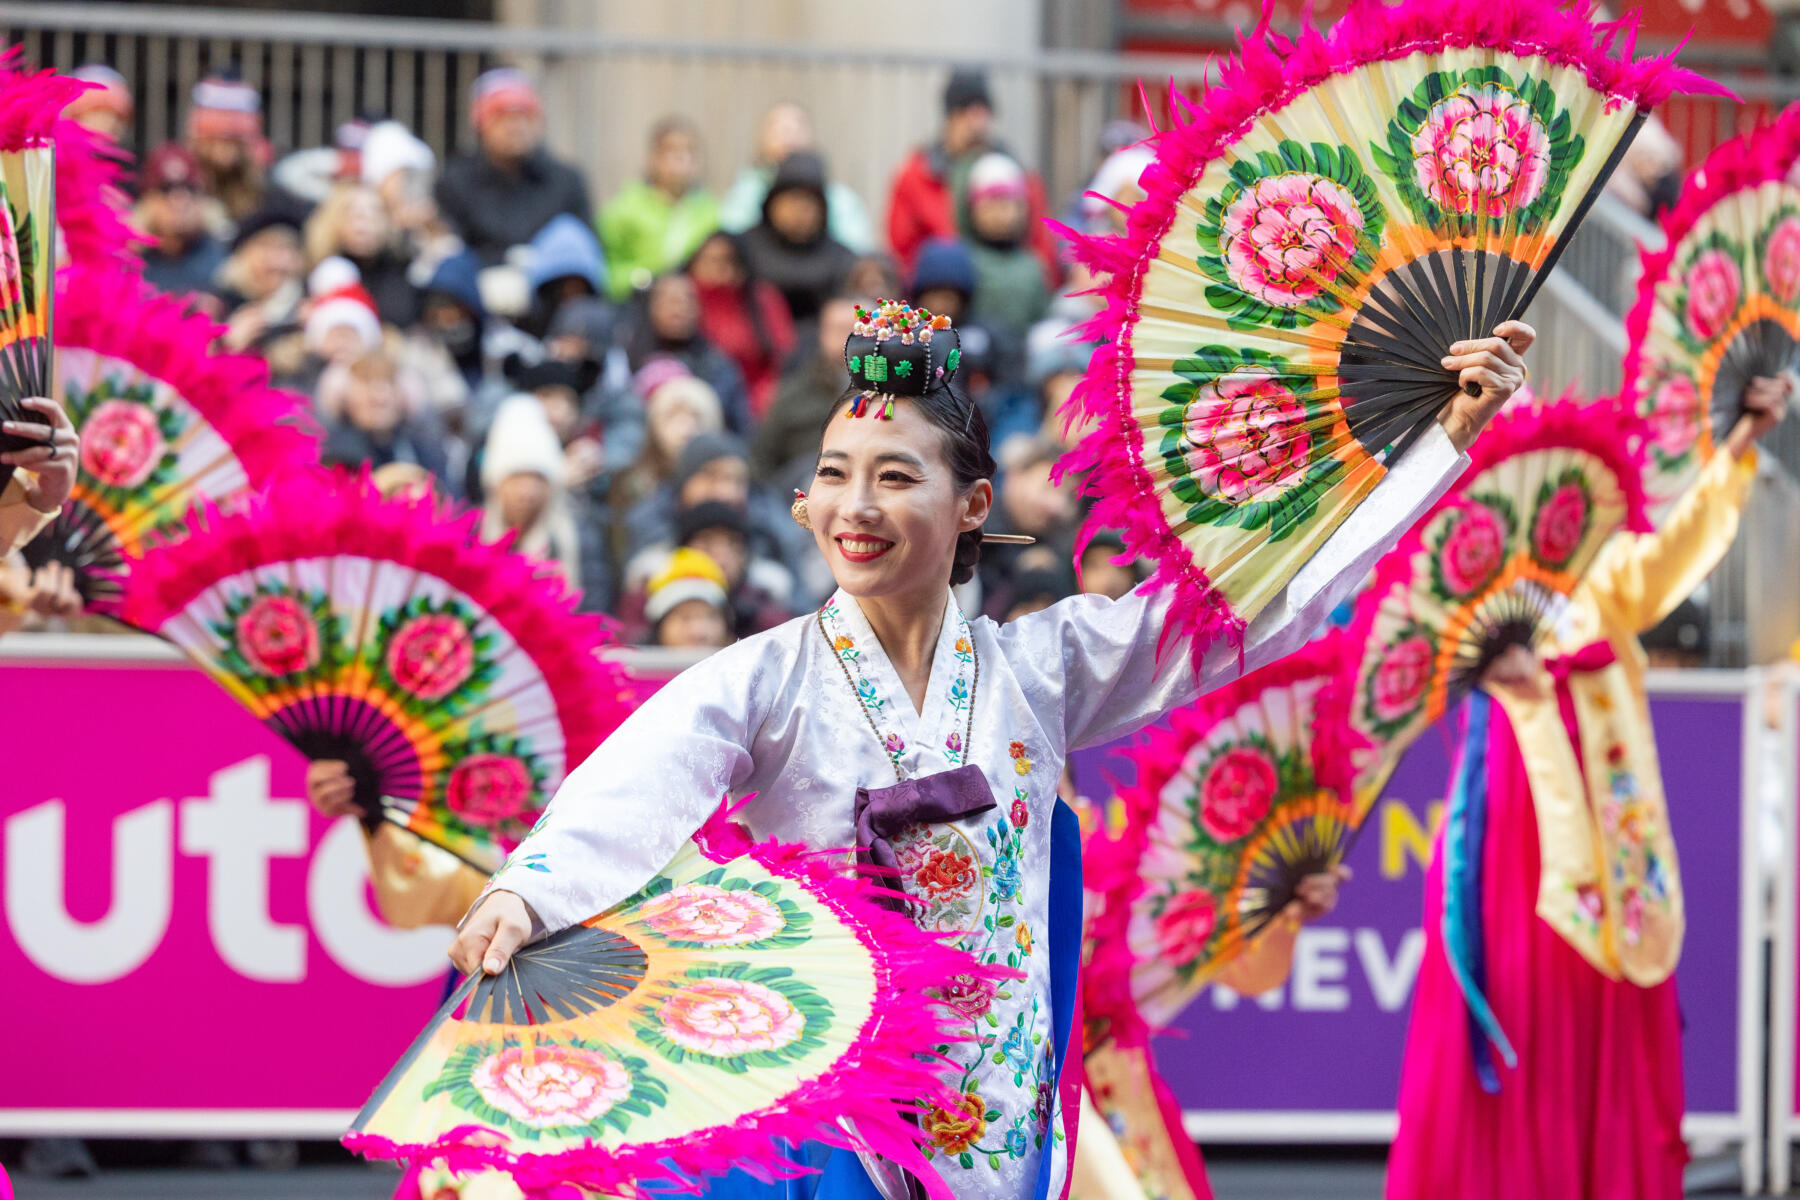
[454,305,1533,1200]
[1387,375,1791,1199]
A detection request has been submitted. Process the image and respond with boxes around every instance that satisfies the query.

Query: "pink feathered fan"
[119,471,635,873]
[1058,0,1720,663]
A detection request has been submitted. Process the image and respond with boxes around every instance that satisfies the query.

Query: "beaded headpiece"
[842,299,963,420]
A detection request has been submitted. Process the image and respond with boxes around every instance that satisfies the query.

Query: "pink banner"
[0,652,467,1125]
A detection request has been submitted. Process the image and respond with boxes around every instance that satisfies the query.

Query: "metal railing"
[0,1,1223,223]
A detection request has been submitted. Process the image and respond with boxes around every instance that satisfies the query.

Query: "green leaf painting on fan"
[373,594,503,716]
[619,866,816,952]
[1371,65,1581,236]
[25,266,320,612]
[632,962,836,1074]
[1157,345,1350,542]
[1194,139,1388,331]
[212,582,347,694]
[345,820,996,1200]
[424,1039,668,1139]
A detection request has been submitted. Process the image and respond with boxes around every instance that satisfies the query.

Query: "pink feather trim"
[1431,389,1654,535]
[1054,0,1721,673]
[119,468,636,772]
[57,263,320,486]
[345,807,1017,1200]
[0,50,140,266]
[1081,632,1360,1046]
[1622,101,1800,448]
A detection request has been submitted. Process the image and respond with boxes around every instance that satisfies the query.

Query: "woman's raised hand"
[1437,321,1537,453]
[450,890,534,976]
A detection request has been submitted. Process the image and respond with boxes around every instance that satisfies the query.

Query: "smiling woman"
[449,297,1512,1200]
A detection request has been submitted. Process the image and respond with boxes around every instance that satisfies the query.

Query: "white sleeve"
[1003,424,1467,751]
[478,639,768,933]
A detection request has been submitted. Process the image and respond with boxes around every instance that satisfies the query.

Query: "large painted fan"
[1057,0,1717,660]
[20,265,318,612]
[1345,395,1649,805]
[1083,634,1359,1044]
[118,471,634,872]
[346,807,1002,1200]
[1623,102,1800,521]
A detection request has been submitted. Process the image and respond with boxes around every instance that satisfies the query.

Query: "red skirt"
[1385,700,1687,1200]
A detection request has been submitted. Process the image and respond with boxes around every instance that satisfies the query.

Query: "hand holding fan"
[1058,0,1718,660]
[1082,634,1360,1045]
[346,807,1007,1200]
[1344,394,1649,805]
[20,265,318,612]
[119,471,634,872]
[1623,102,1800,520]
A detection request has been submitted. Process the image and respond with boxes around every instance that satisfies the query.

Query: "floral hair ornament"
[843,299,963,420]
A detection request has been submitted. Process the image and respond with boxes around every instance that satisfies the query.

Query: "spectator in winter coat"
[962,152,1051,345]
[134,143,227,306]
[63,63,133,146]
[479,395,612,611]
[319,349,451,485]
[523,213,609,339]
[216,210,308,383]
[618,272,751,434]
[675,500,795,636]
[185,70,271,227]
[885,69,1059,282]
[435,69,591,265]
[749,293,866,489]
[720,102,875,253]
[738,151,857,326]
[643,547,735,651]
[685,230,795,421]
[598,116,720,301]
[505,356,607,506]
[304,182,420,328]
[608,364,725,522]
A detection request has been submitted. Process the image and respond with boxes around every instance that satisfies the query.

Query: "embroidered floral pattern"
[819,597,974,779]
[894,825,985,935]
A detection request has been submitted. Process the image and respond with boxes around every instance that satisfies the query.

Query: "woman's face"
[648,276,699,341]
[810,401,990,601]
[339,187,389,258]
[689,236,742,289]
[243,228,302,298]
[648,395,704,461]
[768,189,824,244]
[496,471,550,532]
[345,370,402,434]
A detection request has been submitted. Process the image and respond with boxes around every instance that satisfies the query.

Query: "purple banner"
[1072,690,1746,1122]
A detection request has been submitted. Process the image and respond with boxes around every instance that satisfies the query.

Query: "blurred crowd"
[49,61,1175,651]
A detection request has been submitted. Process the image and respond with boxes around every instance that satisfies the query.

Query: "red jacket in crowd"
[886,143,1062,285]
